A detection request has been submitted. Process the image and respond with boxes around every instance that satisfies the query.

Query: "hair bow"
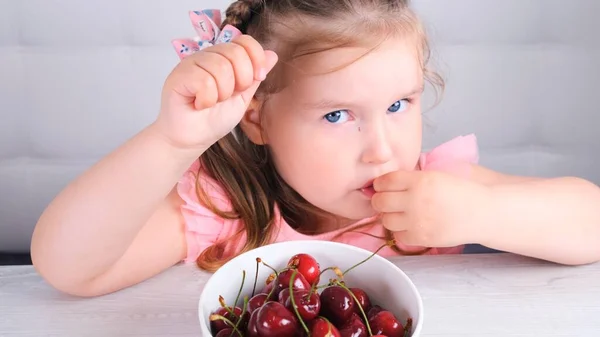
[172,9,242,60]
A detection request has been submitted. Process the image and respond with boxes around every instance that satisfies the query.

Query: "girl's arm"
[471,165,600,265]
[30,124,198,297]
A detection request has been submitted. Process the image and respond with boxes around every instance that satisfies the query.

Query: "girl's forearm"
[479,177,600,265]
[31,123,204,287]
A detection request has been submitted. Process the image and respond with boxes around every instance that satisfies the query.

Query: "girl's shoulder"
[176,159,249,263]
[418,133,479,176]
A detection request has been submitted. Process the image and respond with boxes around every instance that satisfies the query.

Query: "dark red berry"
[369,310,404,337]
[367,305,384,320]
[246,308,260,337]
[339,312,368,337]
[248,293,268,314]
[255,301,299,336]
[320,285,355,326]
[278,288,291,307]
[284,288,321,321]
[288,253,321,286]
[309,317,342,337]
[215,328,243,337]
[210,306,245,334]
[350,288,372,314]
[275,269,311,293]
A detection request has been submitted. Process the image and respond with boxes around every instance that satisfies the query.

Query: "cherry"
[248,293,269,314]
[278,288,291,307]
[210,306,246,334]
[338,312,368,337]
[275,269,311,293]
[255,301,299,336]
[320,285,356,326]
[309,317,342,337]
[349,288,371,315]
[368,310,404,337]
[284,288,321,321]
[215,328,243,337]
[246,308,260,337]
[367,305,384,320]
[288,253,321,286]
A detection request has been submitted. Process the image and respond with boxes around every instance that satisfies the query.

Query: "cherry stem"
[232,296,249,333]
[233,270,246,308]
[342,240,395,277]
[218,295,236,318]
[403,317,413,337]
[260,260,280,280]
[252,258,261,297]
[289,269,310,336]
[209,314,242,335]
[333,280,373,336]
[307,266,342,298]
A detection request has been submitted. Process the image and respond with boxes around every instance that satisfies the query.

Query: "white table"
[1,253,599,336]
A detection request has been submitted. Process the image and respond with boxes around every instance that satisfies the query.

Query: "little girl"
[31,0,600,297]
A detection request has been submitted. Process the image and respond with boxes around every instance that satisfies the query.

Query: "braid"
[222,0,266,33]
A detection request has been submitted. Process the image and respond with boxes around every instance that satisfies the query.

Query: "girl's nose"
[360,122,393,165]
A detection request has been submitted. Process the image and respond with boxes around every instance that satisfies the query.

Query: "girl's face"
[254,37,424,222]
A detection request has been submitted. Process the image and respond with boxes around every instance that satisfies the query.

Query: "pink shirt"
[177,134,479,263]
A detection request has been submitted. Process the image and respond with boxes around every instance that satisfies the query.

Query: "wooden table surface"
[1,253,599,336]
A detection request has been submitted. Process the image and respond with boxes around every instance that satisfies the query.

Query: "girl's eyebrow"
[301,85,424,111]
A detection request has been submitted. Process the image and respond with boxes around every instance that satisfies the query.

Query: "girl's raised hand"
[155,35,278,150]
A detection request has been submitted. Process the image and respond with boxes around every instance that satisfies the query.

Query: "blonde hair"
[195,0,443,271]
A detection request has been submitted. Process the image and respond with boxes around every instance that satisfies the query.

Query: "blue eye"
[388,99,410,113]
[323,110,350,124]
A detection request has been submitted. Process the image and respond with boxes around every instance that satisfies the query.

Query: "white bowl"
[198,240,423,336]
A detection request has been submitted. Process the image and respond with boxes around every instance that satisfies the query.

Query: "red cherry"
[255,301,299,336]
[338,312,368,337]
[248,293,268,314]
[284,288,321,321]
[367,305,384,320]
[210,306,246,334]
[350,288,372,315]
[278,288,291,307]
[368,310,404,337]
[275,269,311,293]
[215,328,243,336]
[288,253,321,286]
[320,285,356,326]
[246,308,260,337]
[309,317,342,337]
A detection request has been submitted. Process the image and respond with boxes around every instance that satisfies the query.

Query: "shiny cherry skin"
[275,269,311,293]
[320,286,356,326]
[255,301,299,336]
[350,288,372,314]
[246,308,260,337]
[210,306,246,334]
[287,253,321,286]
[284,288,321,321]
[248,293,269,314]
[367,305,384,320]
[368,310,404,337]
[215,328,243,337]
[339,312,368,337]
[309,317,342,337]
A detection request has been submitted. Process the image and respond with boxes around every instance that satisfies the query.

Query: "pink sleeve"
[418,134,479,178]
[176,160,243,263]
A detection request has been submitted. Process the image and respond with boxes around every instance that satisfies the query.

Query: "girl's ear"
[240,98,267,145]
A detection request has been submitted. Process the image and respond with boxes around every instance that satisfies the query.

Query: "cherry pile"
[208,241,413,337]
